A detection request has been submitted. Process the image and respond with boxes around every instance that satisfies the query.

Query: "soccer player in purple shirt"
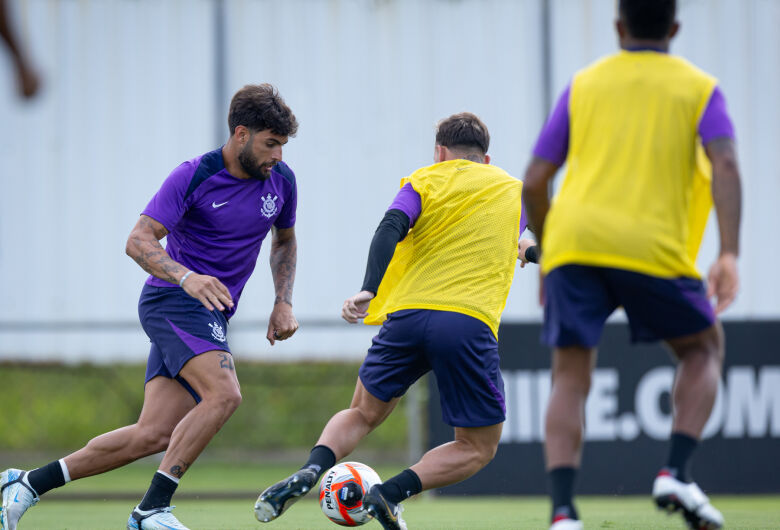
[0,84,300,530]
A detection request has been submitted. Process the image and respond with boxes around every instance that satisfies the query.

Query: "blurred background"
[0,0,778,503]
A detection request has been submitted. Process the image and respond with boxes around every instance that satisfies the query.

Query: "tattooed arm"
[126,214,233,312]
[266,226,299,345]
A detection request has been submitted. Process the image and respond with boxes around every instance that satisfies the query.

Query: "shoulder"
[183,148,227,200]
[272,161,296,186]
[574,52,622,81]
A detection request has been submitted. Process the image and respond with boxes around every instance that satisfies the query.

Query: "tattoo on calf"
[169,460,190,479]
[218,352,235,370]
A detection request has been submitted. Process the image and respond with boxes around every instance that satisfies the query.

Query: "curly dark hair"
[228,84,299,137]
[619,0,676,40]
[435,112,490,155]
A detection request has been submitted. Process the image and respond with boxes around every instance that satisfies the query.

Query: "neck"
[222,138,250,180]
[620,38,669,52]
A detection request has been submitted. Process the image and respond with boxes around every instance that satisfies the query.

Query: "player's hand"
[267,301,298,345]
[517,238,536,267]
[181,272,234,312]
[707,252,739,314]
[342,290,375,324]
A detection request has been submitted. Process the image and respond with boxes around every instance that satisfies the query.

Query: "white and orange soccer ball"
[319,462,382,526]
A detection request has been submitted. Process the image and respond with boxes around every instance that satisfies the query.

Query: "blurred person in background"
[254,112,538,530]
[0,0,40,99]
[1,83,300,530]
[522,1,741,529]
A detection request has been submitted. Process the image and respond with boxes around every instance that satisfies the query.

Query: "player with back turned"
[522,1,742,529]
[0,84,301,530]
[253,112,537,529]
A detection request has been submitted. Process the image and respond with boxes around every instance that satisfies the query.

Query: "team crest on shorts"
[208,321,226,342]
[260,193,278,218]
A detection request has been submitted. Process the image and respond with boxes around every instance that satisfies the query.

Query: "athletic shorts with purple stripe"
[542,265,716,348]
[138,284,232,402]
[359,309,506,428]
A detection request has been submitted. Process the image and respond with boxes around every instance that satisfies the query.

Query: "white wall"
[0,0,777,362]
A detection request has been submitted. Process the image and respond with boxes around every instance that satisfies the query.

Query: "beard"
[238,143,274,181]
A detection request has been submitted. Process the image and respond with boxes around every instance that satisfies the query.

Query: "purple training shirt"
[142,148,297,318]
[533,84,735,166]
[388,181,528,235]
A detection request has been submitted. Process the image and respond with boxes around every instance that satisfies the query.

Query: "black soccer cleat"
[254,468,318,523]
[363,485,408,530]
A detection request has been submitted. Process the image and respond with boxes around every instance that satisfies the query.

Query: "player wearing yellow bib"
[254,113,536,529]
[522,2,742,529]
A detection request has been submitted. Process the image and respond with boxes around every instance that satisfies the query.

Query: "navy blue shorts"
[138,284,231,402]
[542,265,716,348]
[359,309,505,428]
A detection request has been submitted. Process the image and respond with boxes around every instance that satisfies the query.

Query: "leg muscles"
[316,378,399,460]
[545,346,597,469]
[410,423,503,490]
[63,376,196,480]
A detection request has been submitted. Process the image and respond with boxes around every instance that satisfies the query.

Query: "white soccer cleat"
[127,505,190,530]
[653,472,724,529]
[0,469,39,530]
[549,516,584,530]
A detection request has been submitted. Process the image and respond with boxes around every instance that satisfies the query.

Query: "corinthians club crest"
[208,321,226,343]
[261,193,279,218]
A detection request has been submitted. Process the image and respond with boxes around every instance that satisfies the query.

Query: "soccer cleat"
[653,471,724,529]
[1,469,39,530]
[363,485,408,530]
[549,516,584,530]
[254,468,318,523]
[126,505,190,530]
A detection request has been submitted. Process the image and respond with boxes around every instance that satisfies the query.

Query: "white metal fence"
[1,0,777,362]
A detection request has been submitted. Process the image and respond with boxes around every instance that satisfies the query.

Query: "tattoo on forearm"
[129,217,184,284]
[270,236,296,306]
[169,460,190,479]
[218,352,234,370]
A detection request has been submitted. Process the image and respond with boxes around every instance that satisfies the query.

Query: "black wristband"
[524,245,540,264]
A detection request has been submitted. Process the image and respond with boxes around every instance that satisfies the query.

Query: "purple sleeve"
[698,86,735,144]
[141,162,193,231]
[532,84,571,166]
[274,173,297,229]
[519,204,528,235]
[387,182,422,227]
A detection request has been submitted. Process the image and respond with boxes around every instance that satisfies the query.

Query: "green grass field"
[8,459,779,529]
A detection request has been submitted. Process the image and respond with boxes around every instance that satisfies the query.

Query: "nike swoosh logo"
[212,201,229,208]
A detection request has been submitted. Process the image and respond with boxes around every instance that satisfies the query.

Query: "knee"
[208,387,242,417]
[356,407,384,430]
[476,439,499,466]
[131,425,172,455]
[460,437,499,469]
[215,388,243,416]
[677,328,724,368]
[552,368,592,398]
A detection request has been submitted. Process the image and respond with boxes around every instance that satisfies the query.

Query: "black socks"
[26,461,65,496]
[549,466,579,522]
[375,469,422,504]
[302,445,337,479]
[138,471,178,511]
[665,432,699,483]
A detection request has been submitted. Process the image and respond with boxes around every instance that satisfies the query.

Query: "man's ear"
[434,144,447,163]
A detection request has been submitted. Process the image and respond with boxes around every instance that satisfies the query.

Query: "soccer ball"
[319,461,382,526]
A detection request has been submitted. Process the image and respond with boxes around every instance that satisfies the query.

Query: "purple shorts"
[543,265,716,348]
[138,284,231,402]
[359,309,505,428]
